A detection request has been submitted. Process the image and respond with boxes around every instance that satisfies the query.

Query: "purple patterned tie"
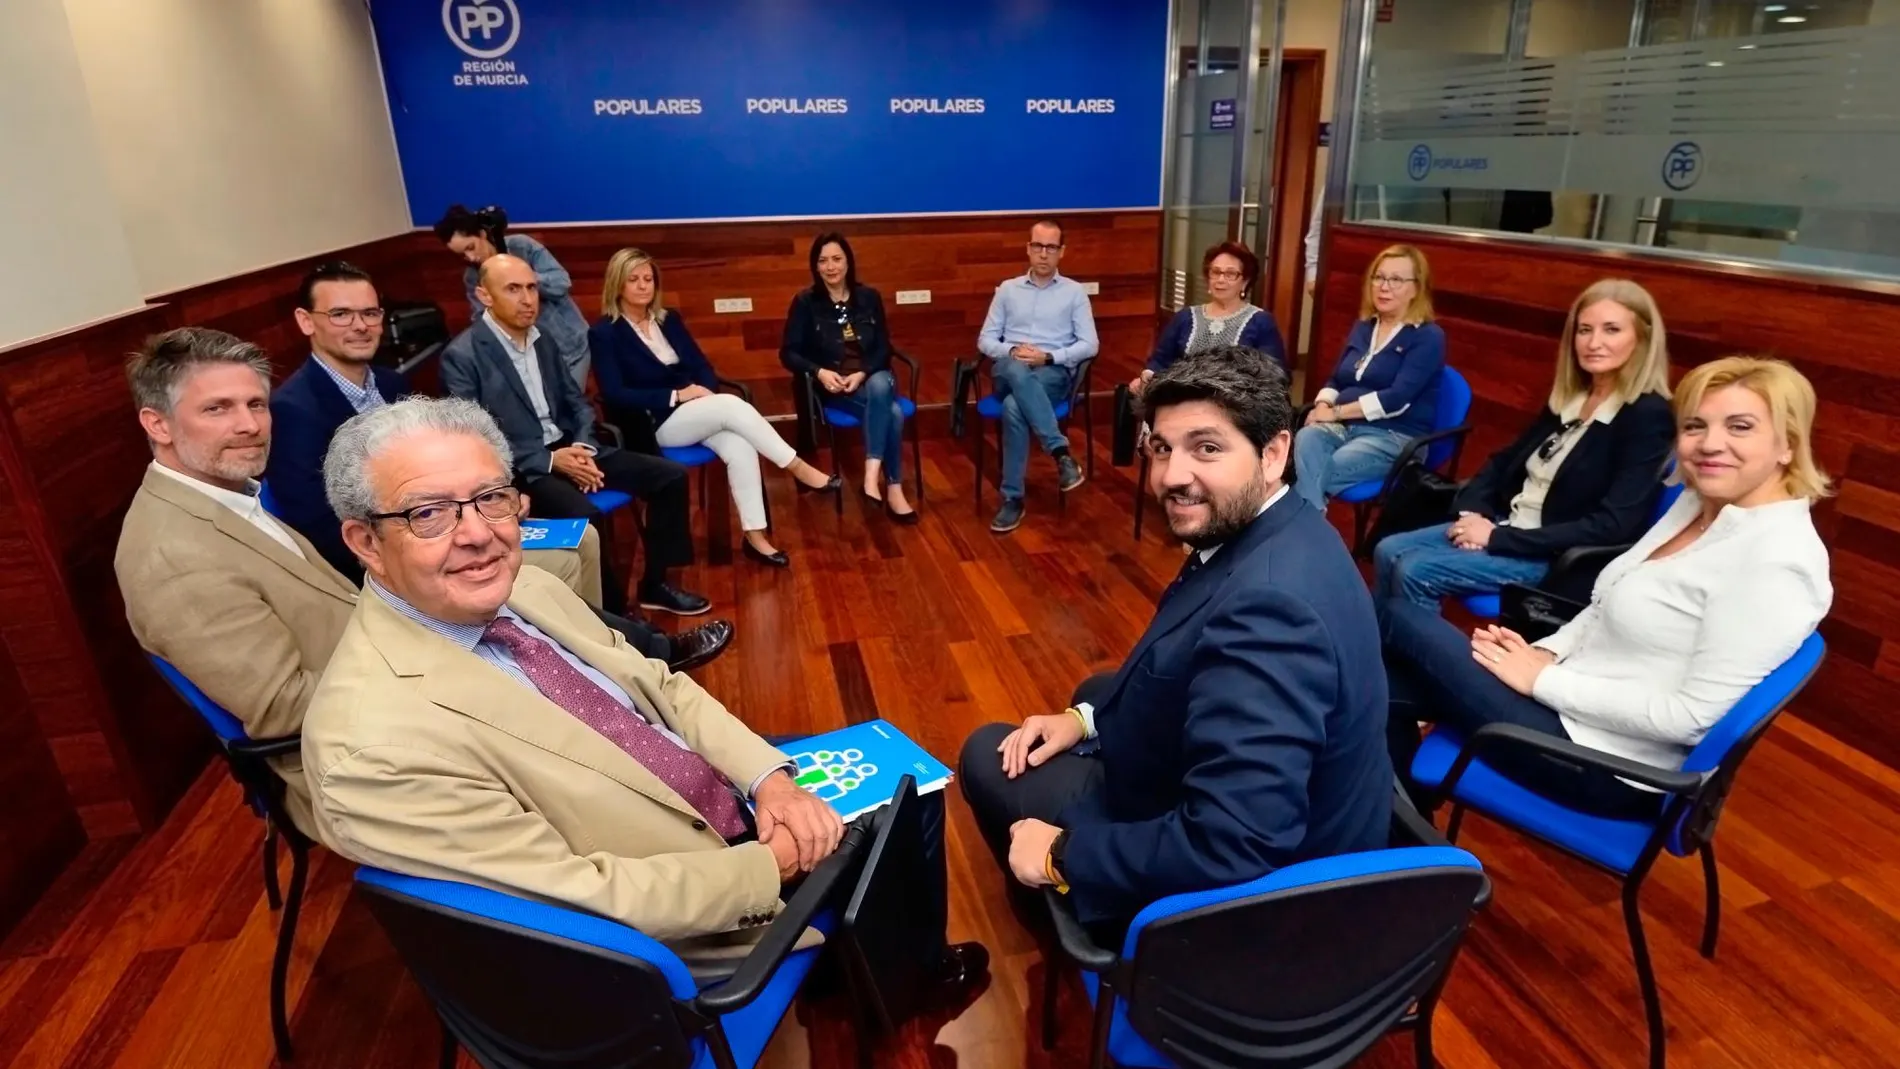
[483,618,748,839]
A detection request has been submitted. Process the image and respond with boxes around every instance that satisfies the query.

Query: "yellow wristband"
[1044,850,1070,894]
[1066,706,1090,738]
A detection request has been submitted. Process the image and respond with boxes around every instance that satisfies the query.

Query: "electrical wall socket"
[894,289,932,305]
[713,297,753,314]
[1080,280,1101,295]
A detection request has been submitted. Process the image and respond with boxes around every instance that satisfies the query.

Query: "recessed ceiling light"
[1777,14,1807,22]
[1764,3,1787,10]
[1737,44,1757,49]
[1707,60,1726,66]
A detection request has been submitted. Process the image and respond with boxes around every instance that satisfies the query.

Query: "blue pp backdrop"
[370,0,1168,224]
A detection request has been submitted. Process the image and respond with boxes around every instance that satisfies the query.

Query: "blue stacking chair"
[597,378,765,548]
[148,655,309,1062]
[1408,632,1827,1069]
[1460,476,1685,620]
[1327,366,1473,556]
[355,826,868,1069]
[1040,845,1488,1069]
[808,350,925,514]
[953,356,1097,510]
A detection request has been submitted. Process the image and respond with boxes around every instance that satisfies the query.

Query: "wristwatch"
[1046,830,1072,894]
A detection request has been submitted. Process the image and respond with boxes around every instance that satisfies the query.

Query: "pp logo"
[519,524,547,543]
[442,0,521,59]
[1662,141,1702,191]
[1406,144,1433,182]
[792,748,878,803]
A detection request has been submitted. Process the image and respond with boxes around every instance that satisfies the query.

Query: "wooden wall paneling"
[1320,222,1900,771]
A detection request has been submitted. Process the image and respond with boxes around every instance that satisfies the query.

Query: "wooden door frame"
[1260,48,1326,383]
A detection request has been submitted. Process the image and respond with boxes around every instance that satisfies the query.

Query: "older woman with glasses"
[588,248,840,568]
[1372,279,1675,609]
[1130,242,1286,395]
[1292,244,1446,512]
[1383,356,1832,819]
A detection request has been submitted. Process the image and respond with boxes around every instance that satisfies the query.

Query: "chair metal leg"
[1700,841,1722,958]
[1353,501,1375,556]
[1084,392,1096,480]
[1413,998,1438,1069]
[269,837,310,1063]
[438,1017,458,1069]
[1621,877,1668,1069]
[262,821,282,912]
[1132,453,1150,540]
[910,418,924,503]
[1041,955,1061,1050]
[973,423,985,508]
[1087,984,1116,1069]
[1444,804,1466,843]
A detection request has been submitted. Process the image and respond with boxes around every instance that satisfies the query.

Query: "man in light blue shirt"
[977,219,1099,533]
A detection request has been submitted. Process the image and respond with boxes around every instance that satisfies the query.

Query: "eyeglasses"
[1028,242,1064,254]
[1370,276,1416,290]
[1537,420,1582,461]
[1208,268,1245,280]
[314,307,386,326]
[369,486,523,539]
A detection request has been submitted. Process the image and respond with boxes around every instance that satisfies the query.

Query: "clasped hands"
[1009,344,1052,366]
[996,710,1086,888]
[1446,511,1496,551]
[1471,624,1555,696]
[753,770,845,883]
[550,445,606,492]
[1303,401,1337,426]
[816,369,867,394]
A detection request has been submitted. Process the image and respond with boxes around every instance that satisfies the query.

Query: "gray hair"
[126,327,272,416]
[322,396,514,521]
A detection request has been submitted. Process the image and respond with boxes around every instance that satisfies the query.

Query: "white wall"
[0,0,146,348]
[60,0,409,298]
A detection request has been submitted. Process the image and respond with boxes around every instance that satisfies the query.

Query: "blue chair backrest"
[354,868,709,1068]
[1666,632,1825,855]
[149,654,250,743]
[1114,846,1485,1067]
[1424,366,1472,470]
[257,479,281,519]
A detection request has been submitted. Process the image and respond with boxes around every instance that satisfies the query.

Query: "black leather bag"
[1112,384,1139,467]
[1363,461,1460,553]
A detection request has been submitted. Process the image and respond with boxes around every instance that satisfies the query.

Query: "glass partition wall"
[1342,0,1900,282]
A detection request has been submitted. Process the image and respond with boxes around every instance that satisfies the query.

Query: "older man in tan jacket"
[115,328,723,838]
[302,396,986,982]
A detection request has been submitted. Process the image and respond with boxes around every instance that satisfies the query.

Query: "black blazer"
[266,357,409,580]
[1059,494,1393,924]
[778,286,891,376]
[1452,392,1674,559]
[588,313,719,428]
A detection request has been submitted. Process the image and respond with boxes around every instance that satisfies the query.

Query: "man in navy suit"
[268,262,731,670]
[959,345,1393,930]
[443,254,707,617]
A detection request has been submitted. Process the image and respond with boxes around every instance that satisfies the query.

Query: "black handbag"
[1363,461,1460,553]
[1112,384,1139,467]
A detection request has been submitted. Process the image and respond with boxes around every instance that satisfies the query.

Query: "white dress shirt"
[483,311,562,445]
[1505,394,1623,530]
[150,461,306,559]
[1531,490,1832,773]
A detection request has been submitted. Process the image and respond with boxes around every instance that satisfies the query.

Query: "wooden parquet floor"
[4,436,1899,1068]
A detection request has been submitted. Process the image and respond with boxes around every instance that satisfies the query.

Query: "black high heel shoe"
[886,499,921,526]
[797,473,844,495]
[742,541,790,568]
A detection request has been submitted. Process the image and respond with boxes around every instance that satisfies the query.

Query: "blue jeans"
[1292,422,1408,512]
[1373,523,1551,609]
[827,370,905,483]
[991,359,1073,500]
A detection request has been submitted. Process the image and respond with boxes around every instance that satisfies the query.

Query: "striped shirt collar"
[368,578,521,649]
[313,354,385,413]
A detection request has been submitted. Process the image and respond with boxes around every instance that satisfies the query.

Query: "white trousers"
[652,393,799,531]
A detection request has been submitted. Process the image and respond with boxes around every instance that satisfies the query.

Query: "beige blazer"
[115,466,606,840]
[303,566,796,957]
[116,466,362,836]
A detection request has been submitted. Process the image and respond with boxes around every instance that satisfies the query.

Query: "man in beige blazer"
[115,328,725,838]
[303,396,986,983]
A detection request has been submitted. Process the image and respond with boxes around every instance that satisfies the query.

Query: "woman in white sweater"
[1383,355,1833,818]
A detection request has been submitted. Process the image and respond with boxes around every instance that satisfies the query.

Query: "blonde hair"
[601,248,668,323]
[1551,279,1671,411]
[1357,244,1434,325]
[1674,356,1830,500]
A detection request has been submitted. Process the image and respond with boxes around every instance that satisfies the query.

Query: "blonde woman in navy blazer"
[1292,244,1447,512]
[589,248,839,568]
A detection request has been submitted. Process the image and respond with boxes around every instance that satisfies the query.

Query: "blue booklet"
[518,518,589,551]
[782,720,954,821]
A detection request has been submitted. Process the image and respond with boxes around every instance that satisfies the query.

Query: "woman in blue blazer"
[1130,241,1286,395]
[589,248,839,568]
[1292,244,1447,512]
[1373,279,1676,609]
